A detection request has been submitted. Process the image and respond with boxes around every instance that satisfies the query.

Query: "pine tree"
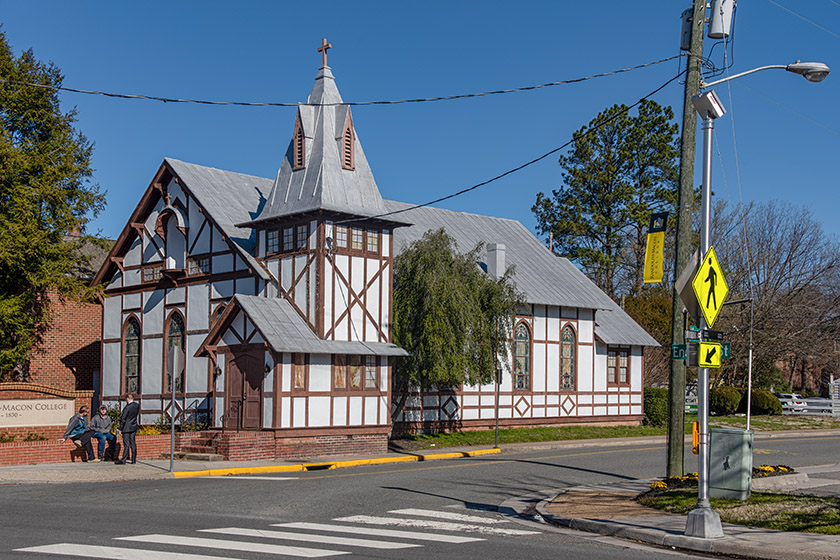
[0,30,105,378]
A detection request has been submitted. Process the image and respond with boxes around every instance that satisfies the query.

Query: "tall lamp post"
[685,60,830,539]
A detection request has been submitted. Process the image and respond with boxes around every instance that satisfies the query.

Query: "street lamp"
[685,60,829,540]
[701,61,831,88]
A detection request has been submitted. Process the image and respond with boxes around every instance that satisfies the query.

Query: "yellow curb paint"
[172,447,500,479]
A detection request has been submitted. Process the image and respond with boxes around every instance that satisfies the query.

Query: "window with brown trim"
[608,347,630,386]
[366,230,379,253]
[165,312,186,393]
[335,226,348,248]
[142,263,162,283]
[283,228,294,252]
[365,356,378,389]
[292,353,306,390]
[333,355,346,389]
[187,256,210,276]
[333,355,379,391]
[560,326,576,391]
[266,230,279,254]
[124,318,141,394]
[351,228,363,251]
[211,303,227,326]
[296,224,308,250]
[513,322,531,390]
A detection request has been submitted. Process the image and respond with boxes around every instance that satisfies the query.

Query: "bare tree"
[711,201,840,393]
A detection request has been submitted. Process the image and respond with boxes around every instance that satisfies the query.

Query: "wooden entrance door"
[226,346,263,430]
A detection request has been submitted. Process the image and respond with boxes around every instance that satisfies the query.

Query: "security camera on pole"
[677,0,830,539]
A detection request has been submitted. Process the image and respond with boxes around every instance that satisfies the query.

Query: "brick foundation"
[274,433,389,460]
[0,430,390,465]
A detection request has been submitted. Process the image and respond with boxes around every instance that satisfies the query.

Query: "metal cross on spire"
[317,37,332,67]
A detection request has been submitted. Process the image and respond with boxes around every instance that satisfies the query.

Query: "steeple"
[248,40,407,227]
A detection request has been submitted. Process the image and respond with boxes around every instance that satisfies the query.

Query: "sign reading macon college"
[0,399,74,428]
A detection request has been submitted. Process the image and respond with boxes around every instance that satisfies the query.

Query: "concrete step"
[180,445,219,454]
[161,452,225,461]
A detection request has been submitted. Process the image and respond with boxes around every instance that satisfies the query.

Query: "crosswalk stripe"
[275,522,484,543]
[14,543,241,560]
[199,527,420,549]
[116,534,348,558]
[333,515,541,536]
[388,508,507,524]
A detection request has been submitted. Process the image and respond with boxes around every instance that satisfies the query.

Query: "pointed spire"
[246,48,410,228]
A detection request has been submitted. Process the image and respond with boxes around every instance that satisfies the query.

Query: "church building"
[93,43,657,459]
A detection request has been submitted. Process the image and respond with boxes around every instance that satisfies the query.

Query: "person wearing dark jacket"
[90,405,116,461]
[59,406,95,462]
[115,394,140,465]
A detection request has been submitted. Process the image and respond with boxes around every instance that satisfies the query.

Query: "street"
[2,434,838,560]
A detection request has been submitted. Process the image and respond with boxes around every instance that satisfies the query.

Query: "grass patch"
[392,415,840,450]
[638,490,840,534]
[396,424,668,449]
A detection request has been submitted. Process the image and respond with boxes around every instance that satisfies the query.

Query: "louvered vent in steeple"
[293,110,305,170]
[341,114,354,171]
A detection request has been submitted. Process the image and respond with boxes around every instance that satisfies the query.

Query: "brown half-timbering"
[325,257,390,342]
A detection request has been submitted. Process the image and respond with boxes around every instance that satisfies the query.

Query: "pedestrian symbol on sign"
[704,258,717,310]
[692,246,728,328]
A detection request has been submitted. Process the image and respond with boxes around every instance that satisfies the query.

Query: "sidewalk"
[535,463,840,560]
[0,446,503,485]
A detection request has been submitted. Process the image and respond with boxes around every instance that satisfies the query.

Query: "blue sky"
[2,1,838,242]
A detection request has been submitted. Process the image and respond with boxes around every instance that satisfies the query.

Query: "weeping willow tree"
[391,229,523,427]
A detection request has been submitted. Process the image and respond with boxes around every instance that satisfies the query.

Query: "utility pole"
[667,0,705,479]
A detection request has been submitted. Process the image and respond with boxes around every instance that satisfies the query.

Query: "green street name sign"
[673,342,730,361]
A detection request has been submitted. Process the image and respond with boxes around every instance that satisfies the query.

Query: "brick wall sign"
[0,399,75,428]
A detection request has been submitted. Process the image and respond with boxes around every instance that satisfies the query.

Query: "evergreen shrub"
[710,386,742,416]
[739,389,783,415]
[644,387,668,427]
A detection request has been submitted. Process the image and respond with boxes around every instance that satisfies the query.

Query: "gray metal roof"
[235,295,409,356]
[165,158,272,280]
[249,66,403,225]
[595,306,660,347]
[384,201,658,347]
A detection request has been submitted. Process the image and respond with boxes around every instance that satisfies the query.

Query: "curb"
[172,447,501,478]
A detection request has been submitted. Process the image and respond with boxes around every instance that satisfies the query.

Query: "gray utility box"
[709,428,754,500]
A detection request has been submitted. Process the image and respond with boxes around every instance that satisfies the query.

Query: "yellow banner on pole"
[643,212,668,284]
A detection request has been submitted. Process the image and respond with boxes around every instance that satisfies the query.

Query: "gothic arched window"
[560,326,576,391]
[513,322,531,390]
[124,317,141,394]
[166,312,186,393]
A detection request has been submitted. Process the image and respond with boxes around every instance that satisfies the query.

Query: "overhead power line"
[0,55,684,107]
[764,0,840,39]
[344,68,688,224]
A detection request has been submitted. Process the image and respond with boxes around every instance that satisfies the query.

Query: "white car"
[775,393,806,413]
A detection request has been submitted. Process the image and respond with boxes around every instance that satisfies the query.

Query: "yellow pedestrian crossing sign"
[692,246,728,328]
[698,341,722,368]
